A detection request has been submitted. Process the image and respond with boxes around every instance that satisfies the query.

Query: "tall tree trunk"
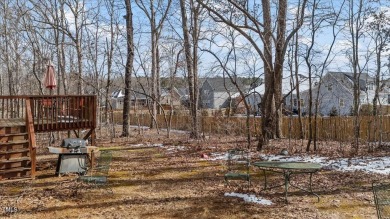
[350,0,364,152]
[180,0,199,138]
[258,0,275,149]
[274,0,287,139]
[293,20,303,140]
[60,1,68,95]
[122,0,134,137]
[105,1,115,124]
[150,11,158,128]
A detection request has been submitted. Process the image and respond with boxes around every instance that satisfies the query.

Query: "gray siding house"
[233,75,310,115]
[300,72,354,115]
[300,71,390,116]
[110,89,149,110]
[200,78,249,109]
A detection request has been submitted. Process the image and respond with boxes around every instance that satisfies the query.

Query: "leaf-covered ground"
[0,128,385,218]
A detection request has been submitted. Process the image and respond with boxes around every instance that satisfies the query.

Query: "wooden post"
[25,98,36,179]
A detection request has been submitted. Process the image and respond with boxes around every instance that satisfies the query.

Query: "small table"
[253,161,322,203]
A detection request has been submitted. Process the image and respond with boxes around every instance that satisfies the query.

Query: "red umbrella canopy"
[44,61,57,90]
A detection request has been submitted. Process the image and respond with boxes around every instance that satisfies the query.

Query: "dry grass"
[0,127,384,218]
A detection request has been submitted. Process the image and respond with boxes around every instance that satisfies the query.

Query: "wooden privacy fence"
[122,114,390,142]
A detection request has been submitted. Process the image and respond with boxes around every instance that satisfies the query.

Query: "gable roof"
[111,89,124,98]
[328,71,374,91]
[203,78,249,92]
[233,74,312,98]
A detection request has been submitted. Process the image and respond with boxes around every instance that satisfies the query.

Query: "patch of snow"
[129,144,144,147]
[129,125,190,134]
[224,192,273,205]
[129,125,150,130]
[150,143,164,147]
[128,143,163,148]
[209,152,253,161]
[168,129,190,134]
[260,154,390,175]
[209,152,228,161]
[210,152,390,174]
[166,146,187,151]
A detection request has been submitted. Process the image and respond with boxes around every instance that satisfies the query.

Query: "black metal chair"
[373,181,390,219]
[224,148,250,189]
[78,150,113,193]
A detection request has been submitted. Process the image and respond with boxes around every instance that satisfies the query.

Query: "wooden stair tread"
[0,133,28,137]
[0,140,29,145]
[0,149,30,155]
[0,177,32,183]
[0,157,31,163]
[0,118,25,127]
[0,167,31,174]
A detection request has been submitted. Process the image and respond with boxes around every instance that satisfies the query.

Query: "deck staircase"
[0,95,96,182]
[0,119,35,181]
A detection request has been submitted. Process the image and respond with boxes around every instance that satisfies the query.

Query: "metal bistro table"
[253,161,322,203]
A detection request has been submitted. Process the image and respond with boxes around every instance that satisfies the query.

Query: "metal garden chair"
[78,150,113,193]
[373,181,390,219]
[224,148,250,189]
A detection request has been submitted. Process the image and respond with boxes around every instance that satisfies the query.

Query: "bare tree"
[202,26,261,147]
[366,6,390,150]
[367,9,390,115]
[197,0,308,149]
[122,0,135,137]
[179,0,203,138]
[302,0,344,151]
[345,0,372,152]
[135,0,172,128]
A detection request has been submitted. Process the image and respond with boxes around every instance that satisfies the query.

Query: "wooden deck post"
[25,98,36,179]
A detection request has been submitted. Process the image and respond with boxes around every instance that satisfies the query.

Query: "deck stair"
[0,95,96,182]
[0,120,34,181]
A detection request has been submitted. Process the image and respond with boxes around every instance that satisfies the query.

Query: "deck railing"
[0,95,96,132]
[0,96,26,119]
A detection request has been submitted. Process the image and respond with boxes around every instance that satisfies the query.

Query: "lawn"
[0,128,383,218]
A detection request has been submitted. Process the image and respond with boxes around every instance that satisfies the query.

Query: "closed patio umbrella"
[44,60,57,94]
[43,60,57,145]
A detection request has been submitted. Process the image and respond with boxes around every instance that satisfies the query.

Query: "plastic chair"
[373,181,390,219]
[78,150,113,193]
[224,148,250,189]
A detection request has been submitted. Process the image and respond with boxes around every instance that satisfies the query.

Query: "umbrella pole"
[49,89,55,145]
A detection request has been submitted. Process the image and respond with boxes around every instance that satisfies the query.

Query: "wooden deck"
[0,117,93,132]
[0,95,96,143]
[0,95,97,181]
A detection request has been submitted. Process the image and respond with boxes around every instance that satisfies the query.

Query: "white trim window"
[293,98,297,107]
[367,83,374,90]
[339,99,344,107]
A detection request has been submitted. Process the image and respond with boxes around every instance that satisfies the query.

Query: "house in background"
[160,87,183,109]
[232,74,311,115]
[300,71,390,116]
[110,89,149,110]
[199,78,250,109]
[110,89,125,109]
[111,87,183,110]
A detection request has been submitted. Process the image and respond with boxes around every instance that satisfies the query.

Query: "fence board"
[121,114,390,142]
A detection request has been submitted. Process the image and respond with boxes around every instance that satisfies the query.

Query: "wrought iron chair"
[373,181,390,219]
[224,148,250,189]
[78,150,113,193]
